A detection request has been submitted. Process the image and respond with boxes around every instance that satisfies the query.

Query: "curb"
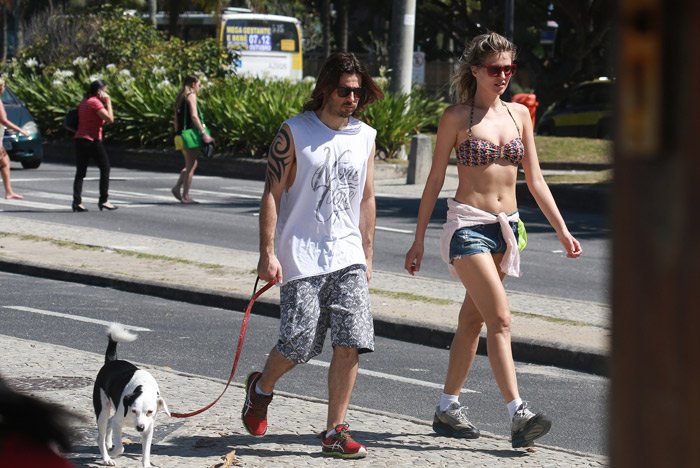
[0,255,608,376]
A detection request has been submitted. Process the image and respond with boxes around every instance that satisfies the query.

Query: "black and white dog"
[93,323,170,467]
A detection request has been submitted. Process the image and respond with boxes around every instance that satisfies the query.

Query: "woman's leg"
[450,253,519,403]
[73,140,90,207]
[0,151,21,199]
[180,149,198,203]
[93,141,111,205]
[442,293,484,396]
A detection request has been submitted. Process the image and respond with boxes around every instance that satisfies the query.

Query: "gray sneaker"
[510,402,552,448]
[432,402,480,439]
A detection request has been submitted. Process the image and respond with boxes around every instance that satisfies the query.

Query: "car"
[535,78,613,139]
[2,85,43,169]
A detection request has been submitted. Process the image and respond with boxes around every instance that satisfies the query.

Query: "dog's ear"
[157,396,170,417]
[122,385,143,417]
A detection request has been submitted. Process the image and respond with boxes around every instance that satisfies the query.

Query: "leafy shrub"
[363,87,446,158]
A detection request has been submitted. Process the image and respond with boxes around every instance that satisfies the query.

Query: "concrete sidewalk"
[1,334,608,467]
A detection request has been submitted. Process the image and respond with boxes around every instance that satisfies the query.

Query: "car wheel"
[537,123,554,136]
[21,159,41,169]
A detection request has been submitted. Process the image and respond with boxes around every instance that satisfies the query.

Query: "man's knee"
[332,346,359,363]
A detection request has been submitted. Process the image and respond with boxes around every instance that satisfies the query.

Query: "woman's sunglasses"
[483,65,517,77]
[337,86,364,98]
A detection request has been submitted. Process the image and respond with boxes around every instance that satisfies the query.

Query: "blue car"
[2,86,42,169]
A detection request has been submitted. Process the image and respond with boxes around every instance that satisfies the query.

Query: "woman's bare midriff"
[453,162,519,214]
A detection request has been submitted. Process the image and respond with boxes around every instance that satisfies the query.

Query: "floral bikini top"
[455,101,525,167]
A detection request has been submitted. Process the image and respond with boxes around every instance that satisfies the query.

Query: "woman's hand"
[404,241,424,276]
[202,131,214,144]
[97,90,110,102]
[559,232,583,258]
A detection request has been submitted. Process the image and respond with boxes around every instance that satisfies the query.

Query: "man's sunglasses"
[337,86,364,98]
[483,65,517,77]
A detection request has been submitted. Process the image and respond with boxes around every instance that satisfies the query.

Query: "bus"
[152,7,303,81]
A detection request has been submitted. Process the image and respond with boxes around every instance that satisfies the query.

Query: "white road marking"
[308,359,479,394]
[376,226,413,234]
[2,306,152,332]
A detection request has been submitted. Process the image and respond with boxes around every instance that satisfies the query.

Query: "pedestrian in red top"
[72,80,116,212]
[0,77,30,200]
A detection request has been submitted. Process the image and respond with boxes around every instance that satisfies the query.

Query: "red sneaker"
[241,372,272,437]
[320,424,367,459]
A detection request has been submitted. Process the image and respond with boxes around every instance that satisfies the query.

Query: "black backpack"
[63,108,79,133]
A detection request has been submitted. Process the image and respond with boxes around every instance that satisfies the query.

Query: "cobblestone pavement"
[1,335,607,467]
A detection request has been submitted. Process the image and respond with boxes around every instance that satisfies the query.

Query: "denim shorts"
[277,264,375,364]
[449,221,519,262]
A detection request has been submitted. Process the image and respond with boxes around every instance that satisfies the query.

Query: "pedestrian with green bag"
[172,74,213,204]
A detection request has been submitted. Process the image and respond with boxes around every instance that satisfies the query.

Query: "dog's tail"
[105,323,137,363]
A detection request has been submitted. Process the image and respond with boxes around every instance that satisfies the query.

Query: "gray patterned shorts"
[277,264,375,363]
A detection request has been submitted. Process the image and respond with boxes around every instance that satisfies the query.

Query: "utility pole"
[389,0,416,96]
[147,0,157,28]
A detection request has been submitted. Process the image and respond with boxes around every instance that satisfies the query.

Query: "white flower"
[88,73,103,82]
[73,57,88,66]
[53,69,74,79]
[52,79,63,87]
[106,64,116,70]
[24,57,38,68]
[119,69,131,77]
[157,79,171,89]
[152,65,166,75]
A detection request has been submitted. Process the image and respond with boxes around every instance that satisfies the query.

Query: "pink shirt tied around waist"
[440,198,522,280]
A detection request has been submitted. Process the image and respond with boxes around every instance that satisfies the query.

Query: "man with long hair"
[242,53,383,458]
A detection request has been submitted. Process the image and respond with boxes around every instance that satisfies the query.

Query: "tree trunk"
[321,0,331,58]
[338,0,348,52]
[2,7,7,63]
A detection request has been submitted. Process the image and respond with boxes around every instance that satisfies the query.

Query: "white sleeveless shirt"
[276,111,376,284]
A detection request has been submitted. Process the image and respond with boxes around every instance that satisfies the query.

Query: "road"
[0,271,608,455]
[2,162,610,304]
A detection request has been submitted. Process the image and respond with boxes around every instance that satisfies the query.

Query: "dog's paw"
[101,456,116,466]
[108,444,124,457]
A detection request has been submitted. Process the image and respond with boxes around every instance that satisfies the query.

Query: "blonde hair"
[450,32,517,104]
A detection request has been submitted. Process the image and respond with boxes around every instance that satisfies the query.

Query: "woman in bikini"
[404,32,582,449]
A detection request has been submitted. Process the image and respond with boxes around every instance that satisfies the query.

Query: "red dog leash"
[171,277,277,418]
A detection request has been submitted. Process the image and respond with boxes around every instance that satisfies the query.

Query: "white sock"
[507,398,523,421]
[325,428,337,439]
[439,393,460,412]
[255,383,272,396]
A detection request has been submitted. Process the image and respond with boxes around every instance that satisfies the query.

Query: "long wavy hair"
[450,32,517,104]
[303,53,383,116]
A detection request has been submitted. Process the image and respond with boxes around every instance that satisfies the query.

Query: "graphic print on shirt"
[311,146,360,223]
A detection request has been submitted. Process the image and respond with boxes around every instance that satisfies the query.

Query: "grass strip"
[5,233,223,270]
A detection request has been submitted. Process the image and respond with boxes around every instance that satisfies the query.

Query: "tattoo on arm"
[265,128,291,190]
